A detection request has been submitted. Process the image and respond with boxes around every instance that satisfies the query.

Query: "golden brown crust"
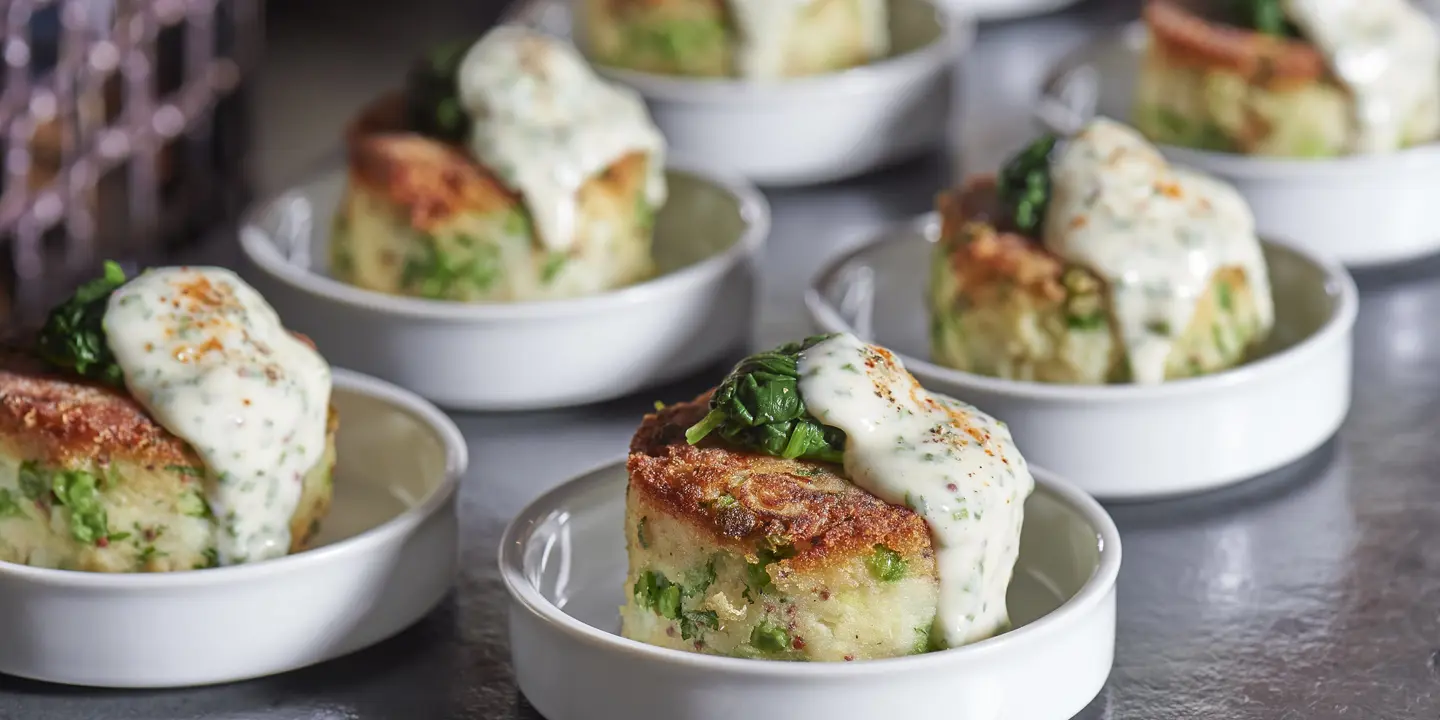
[0,334,333,469]
[0,349,198,468]
[627,395,933,573]
[936,176,1069,304]
[1143,0,1326,87]
[344,92,650,233]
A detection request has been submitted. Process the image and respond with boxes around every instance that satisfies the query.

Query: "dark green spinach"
[997,134,1058,236]
[684,335,846,463]
[36,261,127,386]
[1231,0,1300,37]
[405,40,470,143]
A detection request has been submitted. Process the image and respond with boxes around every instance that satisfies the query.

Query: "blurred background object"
[0,0,261,324]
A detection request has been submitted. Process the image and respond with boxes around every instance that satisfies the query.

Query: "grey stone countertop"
[3,0,1440,718]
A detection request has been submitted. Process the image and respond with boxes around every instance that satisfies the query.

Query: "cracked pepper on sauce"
[104,267,332,565]
[455,25,666,252]
[1044,118,1275,384]
[797,332,1033,648]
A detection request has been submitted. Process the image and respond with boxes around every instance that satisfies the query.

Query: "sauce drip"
[726,0,889,79]
[1044,118,1275,384]
[104,267,333,565]
[1282,0,1440,153]
[797,333,1033,649]
[456,26,667,251]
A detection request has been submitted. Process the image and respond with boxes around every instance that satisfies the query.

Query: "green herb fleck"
[1146,320,1172,337]
[403,239,502,299]
[179,489,213,518]
[750,621,791,653]
[684,335,846,463]
[912,623,935,654]
[195,547,220,570]
[504,210,532,238]
[166,464,205,480]
[679,610,718,641]
[743,544,794,600]
[998,135,1058,235]
[18,461,47,501]
[50,469,111,544]
[1217,280,1233,312]
[540,252,568,284]
[710,494,738,510]
[866,544,907,583]
[0,489,26,519]
[1231,0,1299,37]
[1066,311,1106,331]
[657,582,682,619]
[405,40,470,143]
[636,195,655,230]
[636,517,651,549]
[36,261,128,386]
[686,558,717,596]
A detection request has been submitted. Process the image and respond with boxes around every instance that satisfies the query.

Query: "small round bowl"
[500,459,1119,720]
[1035,22,1440,268]
[0,369,466,689]
[239,162,768,412]
[564,0,971,186]
[805,213,1358,501]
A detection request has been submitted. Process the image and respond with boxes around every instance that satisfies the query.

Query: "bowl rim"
[804,212,1359,403]
[497,457,1121,676]
[582,0,974,104]
[0,368,468,589]
[1037,21,1440,178]
[238,159,770,322]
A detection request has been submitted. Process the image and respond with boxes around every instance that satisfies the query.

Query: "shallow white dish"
[1034,22,1440,268]
[239,162,767,412]
[500,459,1119,720]
[941,0,1082,22]
[0,369,466,689]
[533,0,970,186]
[806,214,1358,500]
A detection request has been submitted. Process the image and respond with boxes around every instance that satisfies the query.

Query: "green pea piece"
[750,621,791,653]
[866,544,907,583]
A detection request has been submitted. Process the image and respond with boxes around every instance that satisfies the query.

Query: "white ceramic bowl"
[548,0,971,186]
[1035,23,1440,268]
[239,163,768,412]
[500,459,1119,720]
[0,369,466,689]
[806,214,1359,500]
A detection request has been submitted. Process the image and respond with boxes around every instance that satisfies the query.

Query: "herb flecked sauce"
[104,267,332,565]
[1282,0,1440,154]
[456,26,667,252]
[1044,119,1275,384]
[797,332,1033,649]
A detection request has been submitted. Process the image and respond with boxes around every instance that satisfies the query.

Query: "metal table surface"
[4,0,1440,718]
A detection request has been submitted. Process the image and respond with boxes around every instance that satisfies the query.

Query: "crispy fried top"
[935,176,1070,304]
[0,349,199,467]
[0,334,335,468]
[627,394,933,572]
[345,92,650,233]
[1144,0,1326,86]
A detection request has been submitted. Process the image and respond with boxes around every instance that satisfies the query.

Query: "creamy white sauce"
[726,0,889,79]
[1282,0,1440,153]
[455,26,666,252]
[1044,118,1275,384]
[797,333,1032,649]
[104,267,332,565]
